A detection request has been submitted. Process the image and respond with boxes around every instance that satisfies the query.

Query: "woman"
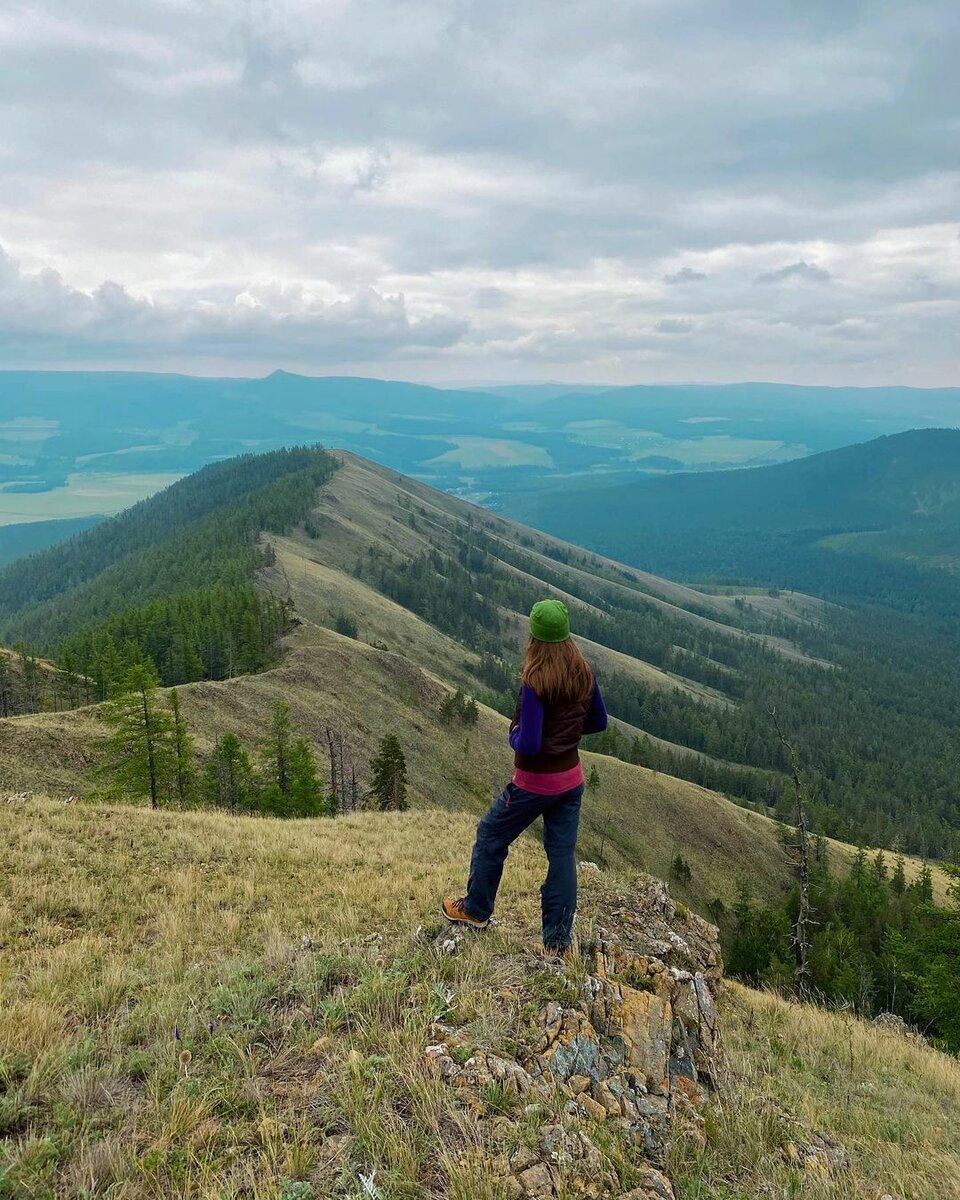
[442,598,607,955]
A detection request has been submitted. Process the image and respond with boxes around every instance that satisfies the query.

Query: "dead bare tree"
[325,727,341,810]
[771,706,813,1000]
[325,724,359,812]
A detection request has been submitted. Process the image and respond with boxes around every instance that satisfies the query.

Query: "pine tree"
[169,688,196,809]
[370,734,408,811]
[891,854,907,896]
[261,701,293,808]
[287,737,328,817]
[58,650,82,709]
[771,708,814,1000]
[0,654,13,717]
[334,612,359,639]
[204,733,255,812]
[914,861,934,903]
[670,853,693,884]
[587,764,601,794]
[102,663,175,808]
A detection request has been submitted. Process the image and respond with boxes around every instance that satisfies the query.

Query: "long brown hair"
[521,636,594,704]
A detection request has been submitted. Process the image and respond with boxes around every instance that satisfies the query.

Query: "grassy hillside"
[3,448,960,874]
[2,797,958,1199]
[276,454,960,857]
[0,620,797,910]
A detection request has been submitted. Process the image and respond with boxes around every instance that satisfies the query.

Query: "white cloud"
[0,246,466,362]
[0,0,958,382]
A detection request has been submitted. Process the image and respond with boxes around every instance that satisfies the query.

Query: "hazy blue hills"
[502,428,960,630]
[508,428,960,533]
[2,370,959,527]
[0,515,104,567]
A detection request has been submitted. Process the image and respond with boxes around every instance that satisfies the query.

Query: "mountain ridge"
[2,446,957,887]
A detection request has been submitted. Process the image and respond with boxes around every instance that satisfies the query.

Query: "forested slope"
[0,446,337,695]
[504,428,960,630]
[277,454,960,857]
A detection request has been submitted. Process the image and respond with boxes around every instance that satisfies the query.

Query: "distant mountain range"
[2,370,959,528]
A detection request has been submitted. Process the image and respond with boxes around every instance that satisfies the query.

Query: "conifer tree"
[103,663,175,808]
[0,654,13,717]
[587,764,601,794]
[670,853,693,883]
[915,861,934,903]
[204,733,255,812]
[261,701,293,807]
[850,846,868,887]
[370,734,408,811]
[169,688,196,809]
[287,737,328,817]
[58,650,82,709]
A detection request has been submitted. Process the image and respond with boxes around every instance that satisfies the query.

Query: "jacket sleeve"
[509,685,544,756]
[583,682,608,735]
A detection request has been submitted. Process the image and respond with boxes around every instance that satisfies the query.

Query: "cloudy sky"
[1,0,958,384]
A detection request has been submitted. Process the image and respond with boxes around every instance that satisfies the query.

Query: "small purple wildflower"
[174,1025,181,1042]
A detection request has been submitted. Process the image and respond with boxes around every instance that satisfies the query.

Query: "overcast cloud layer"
[1,0,958,384]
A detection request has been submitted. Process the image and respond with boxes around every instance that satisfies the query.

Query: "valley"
[1,450,957,890]
[3,372,960,521]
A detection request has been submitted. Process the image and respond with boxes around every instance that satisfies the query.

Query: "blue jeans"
[466,782,584,950]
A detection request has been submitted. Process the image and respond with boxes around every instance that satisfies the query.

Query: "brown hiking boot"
[441,896,489,929]
[537,943,575,964]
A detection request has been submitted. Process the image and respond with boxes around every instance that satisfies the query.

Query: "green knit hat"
[529,598,570,643]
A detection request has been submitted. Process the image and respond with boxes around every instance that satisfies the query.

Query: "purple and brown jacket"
[509,681,607,794]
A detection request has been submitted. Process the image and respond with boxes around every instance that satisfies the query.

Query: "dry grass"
[2,799,958,1199]
[670,983,960,1199]
[0,797,554,1198]
[0,620,802,910]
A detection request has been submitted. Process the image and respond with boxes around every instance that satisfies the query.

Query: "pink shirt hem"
[512,762,585,796]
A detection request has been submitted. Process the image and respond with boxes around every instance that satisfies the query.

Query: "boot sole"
[440,904,489,930]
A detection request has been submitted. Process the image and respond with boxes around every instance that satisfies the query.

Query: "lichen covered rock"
[427,870,724,1196]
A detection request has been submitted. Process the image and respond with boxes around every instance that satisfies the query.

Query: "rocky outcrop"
[428,871,723,1199]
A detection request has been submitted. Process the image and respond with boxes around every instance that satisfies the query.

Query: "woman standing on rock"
[443,598,607,956]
